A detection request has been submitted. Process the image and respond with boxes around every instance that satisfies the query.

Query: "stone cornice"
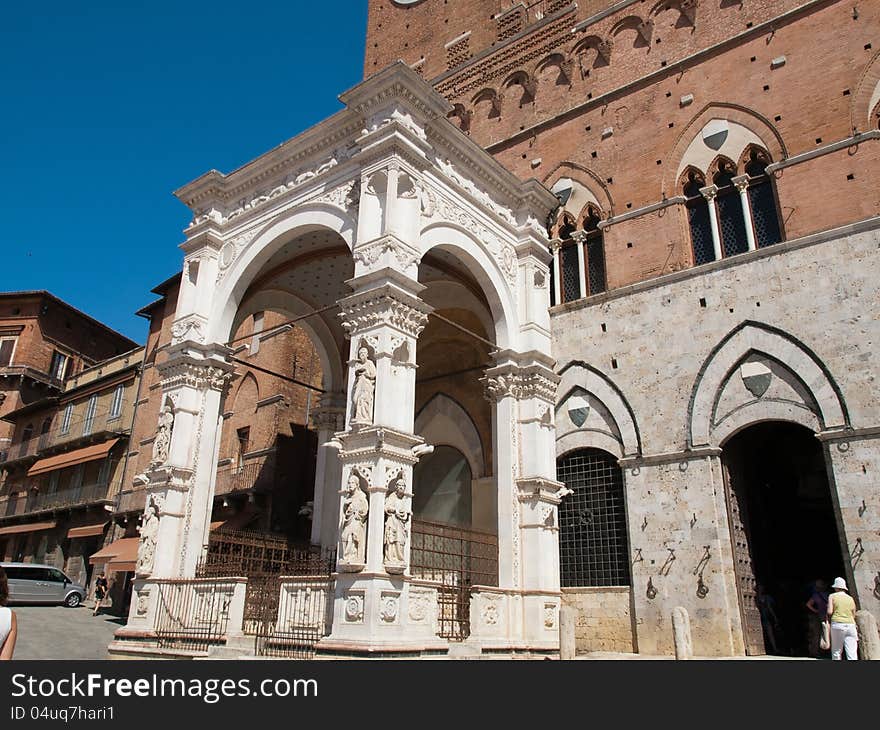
[338,271,433,339]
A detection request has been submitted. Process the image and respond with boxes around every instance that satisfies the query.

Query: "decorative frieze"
[482,363,559,404]
[338,284,432,339]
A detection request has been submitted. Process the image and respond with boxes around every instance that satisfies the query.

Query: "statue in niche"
[136,497,161,577]
[384,472,411,568]
[150,403,174,467]
[351,346,376,425]
[340,473,369,565]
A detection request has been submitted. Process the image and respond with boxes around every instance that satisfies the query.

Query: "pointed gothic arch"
[688,321,850,447]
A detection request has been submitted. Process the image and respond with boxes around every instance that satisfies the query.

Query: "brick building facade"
[0,292,139,608]
[362,0,880,657]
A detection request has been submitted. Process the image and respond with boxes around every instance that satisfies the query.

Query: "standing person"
[756,583,780,654]
[0,566,17,660]
[827,576,858,660]
[805,578,829,657]
[93,571,108,616]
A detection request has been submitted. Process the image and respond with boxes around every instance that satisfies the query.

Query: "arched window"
[744,148,782,248]
[556,448,630,587]
[412,445,472,527]
[552,209,607,305]
[713,159,749,257]
[583,207,607,296]
[683,170,714,265]
[556,215,580,305]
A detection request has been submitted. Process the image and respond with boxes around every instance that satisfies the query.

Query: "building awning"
[0,520,57,536]
[67,521,108,539]
[27,438,119,477]
[89,537,139,573]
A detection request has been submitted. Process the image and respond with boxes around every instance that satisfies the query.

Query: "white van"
[1,563,86,607]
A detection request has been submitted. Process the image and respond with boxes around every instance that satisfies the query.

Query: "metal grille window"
[583,209,607,296]
[557,449,630,587]
[748,180,782,248]
[560,243,581,302]
[684,174,715,265]
[717,189,749,257]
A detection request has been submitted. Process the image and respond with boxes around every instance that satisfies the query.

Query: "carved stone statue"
[136,499,161,577]
[351,347,376,425]
[340,474,369,565]
[150,403,174,466]
[384,473,411,568]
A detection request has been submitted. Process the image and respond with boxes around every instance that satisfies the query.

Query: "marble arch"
[120,63,564,658]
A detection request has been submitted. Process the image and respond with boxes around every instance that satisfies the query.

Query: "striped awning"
[27,438,119,476]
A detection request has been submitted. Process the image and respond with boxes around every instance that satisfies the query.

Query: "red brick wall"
[365,0,880,290]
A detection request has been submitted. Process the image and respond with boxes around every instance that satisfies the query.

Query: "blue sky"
[0,1,368,343]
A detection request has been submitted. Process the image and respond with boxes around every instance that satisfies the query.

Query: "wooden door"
[722,460,766,656]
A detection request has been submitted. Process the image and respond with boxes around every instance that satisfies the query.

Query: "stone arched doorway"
[721,421,846,657]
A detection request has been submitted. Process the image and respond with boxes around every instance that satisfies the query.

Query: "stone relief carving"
[408,589,433,623]
[350,345,377,426]
[420,181,518,287]
[339,291,432,340]
[353,237,420,270]
[135,590,150,617]
[344,593,365,623]
[170,317,206,345]
[544,603,557,629]
[135,495,162,578]
[366,105,427,142]
[340,472,369,566]
[149,402,175,467]
[482,601,499,626]
[383,472,411,571]
[379,593,400,623]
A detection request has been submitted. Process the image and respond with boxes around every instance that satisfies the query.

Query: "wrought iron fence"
[199,528,334,577]
[410,520,498,640]
[197,529,335,658]
[251,576,333,659]
[154,578,238,651]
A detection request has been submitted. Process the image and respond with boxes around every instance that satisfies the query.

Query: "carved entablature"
[481,362,559,404]
[338,284,433,340]
[157,355,234,393]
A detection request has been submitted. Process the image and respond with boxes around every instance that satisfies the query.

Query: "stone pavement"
[9,604,122,660]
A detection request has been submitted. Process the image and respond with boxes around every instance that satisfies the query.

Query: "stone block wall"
[562,586,634,653]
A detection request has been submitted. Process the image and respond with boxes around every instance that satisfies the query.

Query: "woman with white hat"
[826,576,858,660]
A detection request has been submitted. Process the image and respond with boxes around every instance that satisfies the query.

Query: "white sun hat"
[831,577,848,591]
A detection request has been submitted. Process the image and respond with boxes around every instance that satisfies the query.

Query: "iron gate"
[409,520,498,640]
[200,529,334,658]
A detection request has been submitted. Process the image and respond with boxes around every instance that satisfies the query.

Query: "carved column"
[572,230,588,299]
[123,342,233,635]
[323,267,442,651]
[481,352,562,649]
[700,185,723,262]
[309,394,346,549]
[550,239,562,305]
[732,174,757,252]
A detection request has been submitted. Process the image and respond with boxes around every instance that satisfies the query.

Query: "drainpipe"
[114,346,148,540]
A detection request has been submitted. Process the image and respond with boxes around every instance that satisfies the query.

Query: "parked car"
[0,563,86,607]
